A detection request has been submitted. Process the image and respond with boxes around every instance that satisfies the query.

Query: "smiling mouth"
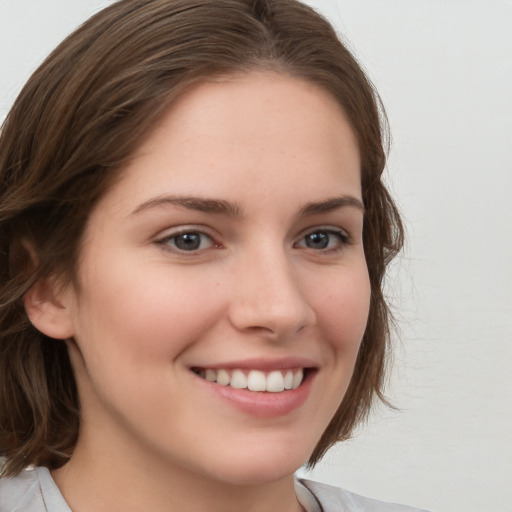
[191,367,310,393]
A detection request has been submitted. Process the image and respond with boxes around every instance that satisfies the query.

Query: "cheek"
[72,262,225,363]
[312,266,371,353]
[68,263,227,425]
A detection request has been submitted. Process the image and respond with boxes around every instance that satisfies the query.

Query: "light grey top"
[0,467,431,511]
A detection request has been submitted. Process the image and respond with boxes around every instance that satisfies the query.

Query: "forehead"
[140,71,357,155]
[90,71,362,220]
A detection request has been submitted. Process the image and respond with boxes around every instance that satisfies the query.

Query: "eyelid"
[294,226,352,251]
[154,226,221,253]
[152,224,352,255]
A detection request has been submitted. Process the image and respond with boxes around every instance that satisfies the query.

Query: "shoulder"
[297,478,432,512]
[0,467,69,512]
[0,467,41,512]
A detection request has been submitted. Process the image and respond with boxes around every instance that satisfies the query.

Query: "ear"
[24,276,75,340]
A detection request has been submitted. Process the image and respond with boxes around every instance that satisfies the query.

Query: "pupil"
[306,232,329,249]
[175,233,201,251]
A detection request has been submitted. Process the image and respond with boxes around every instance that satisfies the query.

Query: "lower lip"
[195,371,315,418]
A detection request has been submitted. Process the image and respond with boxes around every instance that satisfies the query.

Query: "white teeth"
[195,367,306,392]
[216,369,230,386]
[205,369,217,382]
[230,370,247,389]
[266,371,285,392]
[284,371,293,390]
[292,368,303,390]
[247,370,267,391]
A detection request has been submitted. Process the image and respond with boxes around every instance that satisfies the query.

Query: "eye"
[157,230,216,252]
[296,229,349,251]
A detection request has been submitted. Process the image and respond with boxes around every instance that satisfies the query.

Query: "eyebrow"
[131,195,243,217]
[131,194,364,217]
[300,196,365,215]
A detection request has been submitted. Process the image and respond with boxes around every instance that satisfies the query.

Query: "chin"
[199,444,311,487]
[213,464,300,487]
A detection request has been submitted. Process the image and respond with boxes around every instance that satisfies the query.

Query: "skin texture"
[26,72,371,512]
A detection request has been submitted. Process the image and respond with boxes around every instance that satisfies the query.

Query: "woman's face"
[59,72,370,485]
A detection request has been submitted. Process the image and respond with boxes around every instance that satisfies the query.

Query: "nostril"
[226,268,317,338]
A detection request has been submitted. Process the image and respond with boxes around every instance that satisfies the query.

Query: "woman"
[0,1,427,510]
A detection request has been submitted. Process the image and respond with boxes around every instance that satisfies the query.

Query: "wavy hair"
[0,0,403,477]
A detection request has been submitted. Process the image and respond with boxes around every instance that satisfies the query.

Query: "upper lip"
[189,357,318,372]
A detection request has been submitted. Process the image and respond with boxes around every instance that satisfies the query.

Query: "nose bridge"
[228,241,316,337]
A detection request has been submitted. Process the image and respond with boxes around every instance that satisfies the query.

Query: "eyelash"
[155,227,351,254]
[156,229,218,253]
[294,228,351,253]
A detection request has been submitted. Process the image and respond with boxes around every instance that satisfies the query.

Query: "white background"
[1,2,511,511]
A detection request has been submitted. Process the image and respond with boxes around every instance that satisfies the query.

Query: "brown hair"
[0,0,403,477]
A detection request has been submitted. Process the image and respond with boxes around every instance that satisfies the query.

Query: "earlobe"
[24,277,75,340]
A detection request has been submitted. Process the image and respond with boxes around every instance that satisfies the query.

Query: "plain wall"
[1,2,511,511]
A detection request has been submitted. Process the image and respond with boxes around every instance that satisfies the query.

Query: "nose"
[227,248,316,340]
